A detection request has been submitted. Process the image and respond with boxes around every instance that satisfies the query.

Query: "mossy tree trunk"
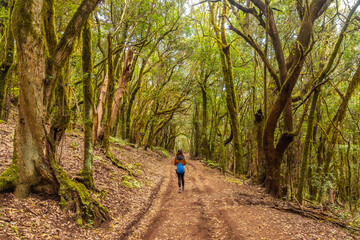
[192,95,201,157]
[80,19,95,189]
[254,109,265,183]
[198,72,211,160]
[11,0,47,198]
[0,0,109,226]
[126,58,144,142]
[0,0,14,119]
[228,0,330,196]
[209,1,244,174]
[297,2,359,202]
[103,33,115,153]
[101,34,129,171]
[318,64,360,202]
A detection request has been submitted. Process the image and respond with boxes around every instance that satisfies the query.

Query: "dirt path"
[125,159,355,240]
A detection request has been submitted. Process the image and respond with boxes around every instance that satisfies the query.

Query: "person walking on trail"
[174,149,187,193]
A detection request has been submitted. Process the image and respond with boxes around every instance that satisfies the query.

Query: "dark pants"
[177,172,185,188]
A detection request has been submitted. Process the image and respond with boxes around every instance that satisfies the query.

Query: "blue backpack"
[177,162,185,173]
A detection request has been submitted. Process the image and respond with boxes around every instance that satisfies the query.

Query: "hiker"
[174,149,187,193]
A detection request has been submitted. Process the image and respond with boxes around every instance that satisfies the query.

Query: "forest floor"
[0,115,358,239]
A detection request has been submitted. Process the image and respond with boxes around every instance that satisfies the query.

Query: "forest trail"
[125,159,355,240]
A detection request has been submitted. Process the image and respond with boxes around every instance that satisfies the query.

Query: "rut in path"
[125,159,355,240]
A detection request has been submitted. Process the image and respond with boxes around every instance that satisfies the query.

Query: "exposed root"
[77,170,98,192]
[106,150,134,176]
[0,164,17,192]
[54,164,110,227]
[273,201,360,233]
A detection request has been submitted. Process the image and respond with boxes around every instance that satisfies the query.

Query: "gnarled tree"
[0,0,109,226]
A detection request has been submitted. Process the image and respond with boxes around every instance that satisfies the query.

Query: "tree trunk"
[254,109,265,183]
[209,2,243,174]
[110,48,134,126]
[2,0,109,226]
[93,70,108,140]
[199,73,210,159]
[12,0,46,198]
[80,19,95,189]
[297,90,319,202]
[0,0,14,119]
[193,96,201,157]
[319,64,360,201]
[103,34,115,152]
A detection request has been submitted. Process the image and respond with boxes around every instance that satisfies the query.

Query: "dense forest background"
[0,0,360,227]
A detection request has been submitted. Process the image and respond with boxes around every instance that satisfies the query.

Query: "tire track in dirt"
[118,175,164,240]
[123,158,354,240]
[125,159,245,239]
[188,160,244,239]
[139,160,213,240]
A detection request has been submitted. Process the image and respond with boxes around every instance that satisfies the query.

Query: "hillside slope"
[0,118,168,239]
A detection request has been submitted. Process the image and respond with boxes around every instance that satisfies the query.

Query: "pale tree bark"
[93,71,108,140]
[110,48,134,125]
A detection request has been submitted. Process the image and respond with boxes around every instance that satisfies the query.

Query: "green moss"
[12,0,39,43]
[151,146,170,158]
[79,169,95,190]
[76,216,83,226]
[109,136,127,146]
[52,160,109,227]
[0,164,17,192]
[225,177,243,184]
[121,175,142,189]
[106,151,133,175]
[59,196,67,208]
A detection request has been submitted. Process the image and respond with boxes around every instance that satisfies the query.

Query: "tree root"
[273,201,360,233]
[0,164,17,192]
[77,170,98,192]
[54,164,110,227]
[105,150,134,176]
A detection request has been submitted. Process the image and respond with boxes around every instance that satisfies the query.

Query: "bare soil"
[126,160,357,240]
[0,117,358,240]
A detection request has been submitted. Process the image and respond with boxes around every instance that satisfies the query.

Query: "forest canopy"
[0,0,359,226]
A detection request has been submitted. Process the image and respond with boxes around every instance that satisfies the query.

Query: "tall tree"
[297,0,360,202]
[0,0,14,118]
[0,0,109,226]
[80,19,95,189]
[209,1,244,174]
[227,0,331,196]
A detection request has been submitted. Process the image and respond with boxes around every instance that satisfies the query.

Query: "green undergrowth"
[121,175,142,189]
[329,205,360,230]
[201,159,221,169]
[121,163,144,189]
[126,163,143,176]
[225,177,243,184]
[110,136,128,146]
[151,146,170,158]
